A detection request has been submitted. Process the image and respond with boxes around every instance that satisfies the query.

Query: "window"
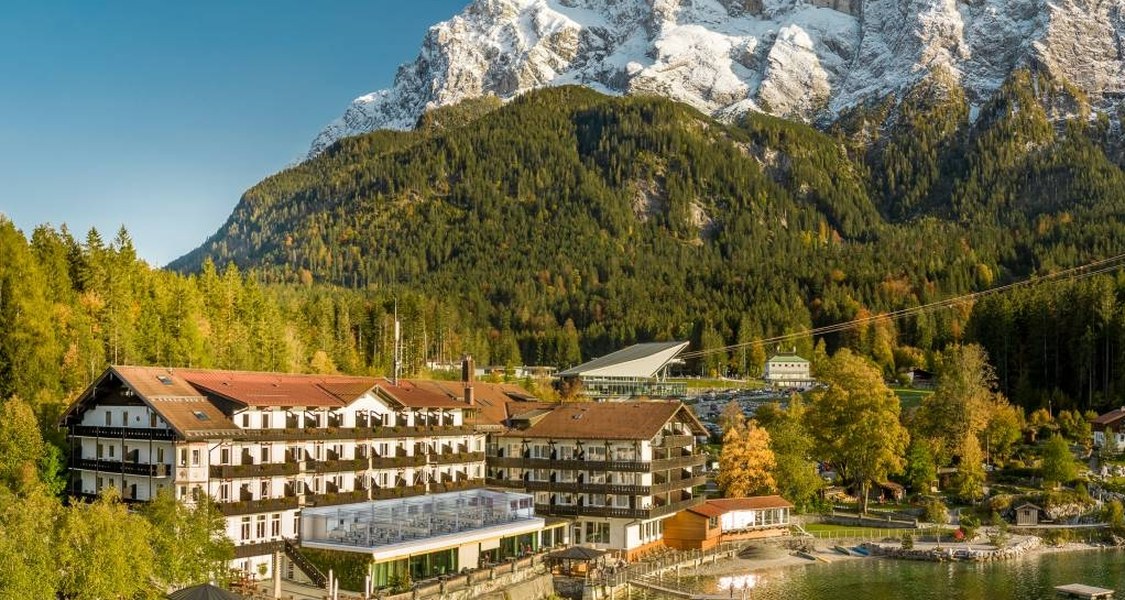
[97,443,104,459]
[179,449,188,467]
[260,480,270,498]
[255,515,266,538]
[220,483,230,502]
[96,476,104,490]
[220,448,230,465]
[262,413,271,429]
[157,447,165,463]
[270,514,281,537]
[585,522,609,544]
[242,414,250,428]
[292,514,300,537]
[178,485,187,499]
[104,411,111,426]
[121,411,127,426]
[708,516,718,529]
[261,444,271,464]
[108,445,116,458]
[241,517,251,541]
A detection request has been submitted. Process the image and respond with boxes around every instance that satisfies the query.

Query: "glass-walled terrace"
[301,489,537,550]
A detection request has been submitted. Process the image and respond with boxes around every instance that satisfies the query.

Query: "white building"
[486,401,708,560]
[763,350,813,389]
[60,365,495,581]
[557,341,689,399]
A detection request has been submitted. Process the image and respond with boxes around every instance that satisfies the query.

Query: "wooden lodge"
[662,496,792,551]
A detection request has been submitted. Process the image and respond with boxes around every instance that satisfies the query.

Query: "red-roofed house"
[58,360,506,582]
[1093,407,1125,451]
[662,496,793,550]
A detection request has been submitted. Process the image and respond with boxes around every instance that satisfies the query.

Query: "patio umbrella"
[166,583,245,600]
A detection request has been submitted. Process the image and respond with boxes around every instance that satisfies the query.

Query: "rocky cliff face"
[308,0,1125,157]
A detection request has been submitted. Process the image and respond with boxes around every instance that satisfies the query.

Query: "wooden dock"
[1055,583,1115,598]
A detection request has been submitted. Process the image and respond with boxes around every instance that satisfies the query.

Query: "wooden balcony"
[72,425,176,441]
[217,496,300,516]
[371,454,427,469]
[486,456,651,472]
[657,434,695,448]
[73,458,171,478]
[430,451,485,465]
[308,457,369,474]
[487,478,650,496]
[652,475,707,493]
[305,490,370,508]
[652,453,708,471]
[231,425,475,442]
[209,462,300,479]
[534,496,703,520]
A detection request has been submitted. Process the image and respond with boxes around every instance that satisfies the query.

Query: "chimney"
[462,355,475,406]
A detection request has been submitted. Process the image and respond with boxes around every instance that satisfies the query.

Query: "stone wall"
[862,536,1041,562]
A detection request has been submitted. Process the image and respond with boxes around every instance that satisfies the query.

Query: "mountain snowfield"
[308,0,1125,158]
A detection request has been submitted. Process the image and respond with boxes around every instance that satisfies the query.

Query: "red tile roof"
[60,366,240,439]
[1093,407,1125,430]
[177,369,378,408]
[373,379,468,409]
[498,401,706,440]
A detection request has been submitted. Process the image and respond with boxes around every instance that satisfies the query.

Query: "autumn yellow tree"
[717,418,777,497]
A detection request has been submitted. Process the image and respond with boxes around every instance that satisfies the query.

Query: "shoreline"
[679,537,1116,581]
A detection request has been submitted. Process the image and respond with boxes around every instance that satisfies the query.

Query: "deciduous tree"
[717,419,777,497]
[807,349,908,513]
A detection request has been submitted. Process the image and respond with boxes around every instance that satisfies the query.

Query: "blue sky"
[0,1,468,266]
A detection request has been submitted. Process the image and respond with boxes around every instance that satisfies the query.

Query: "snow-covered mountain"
[308,0,1125,158]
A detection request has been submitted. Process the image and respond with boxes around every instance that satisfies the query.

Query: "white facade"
[65,371,487,582]
[763,353,813,389]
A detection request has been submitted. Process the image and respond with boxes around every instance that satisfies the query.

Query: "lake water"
[686,550,1125,599]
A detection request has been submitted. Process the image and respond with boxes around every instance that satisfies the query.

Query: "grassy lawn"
[799,523,955,540]
[893,387,933,409]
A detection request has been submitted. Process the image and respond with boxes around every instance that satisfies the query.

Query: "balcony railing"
[233,540,284,559]
[309,458,369,474]
[72,425,177,441]
[73,458,170,478]
[373,454,427,469]
[652,475,707,493]
[231,425,475,442]
[305,490,370,507]
[369,484,427,501]
[487,478,651,496]
[534,496,703,520]
[486,456,651,472]
[209,462,300,479]
[430,451,485,465]
[657,434,695,448]
[217,496,300,516]
[652,454,708,471]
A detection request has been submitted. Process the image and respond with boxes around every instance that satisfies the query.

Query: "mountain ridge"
[307,0,1125,158]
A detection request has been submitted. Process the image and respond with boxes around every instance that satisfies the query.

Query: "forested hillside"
[163,73,1125,411]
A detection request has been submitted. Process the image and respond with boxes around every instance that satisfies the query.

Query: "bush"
[959,514,980,540]
[1042,528,1072,547]
[924,499,949,524]
[988,520,1010,547]
[901,532,914,550]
